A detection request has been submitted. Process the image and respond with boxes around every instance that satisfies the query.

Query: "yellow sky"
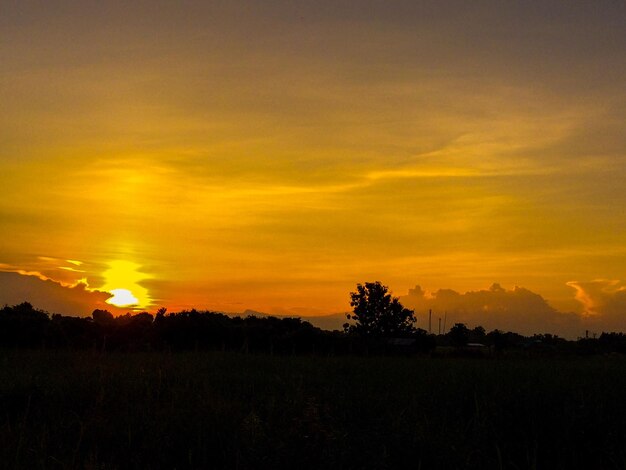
[1,2,625,330]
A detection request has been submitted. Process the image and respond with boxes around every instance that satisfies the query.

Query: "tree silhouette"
[92,309,115,326]
[345,281,416,337]
[470,325,486,343]
[448,323,470,347]
[0,302,49,347]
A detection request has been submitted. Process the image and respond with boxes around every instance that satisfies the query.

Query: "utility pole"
[428,309,432,334]
[438,317,441,335]
[443,311,447,333]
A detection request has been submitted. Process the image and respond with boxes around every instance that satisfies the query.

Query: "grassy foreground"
[1,351,625,469]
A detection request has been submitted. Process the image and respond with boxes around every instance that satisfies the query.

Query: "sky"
[1,1,625,336]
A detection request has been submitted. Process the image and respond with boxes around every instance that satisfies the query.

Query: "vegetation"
[345,281,417,337]
[1,301,626,356]
[1,288,626,469]
[1,351,625,469]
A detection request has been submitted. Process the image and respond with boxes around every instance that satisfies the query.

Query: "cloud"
[0,271,123,316]
[400,283,581,337]
[567,280,626,332]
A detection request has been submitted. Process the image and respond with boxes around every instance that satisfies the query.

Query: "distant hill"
[241,309,348,331]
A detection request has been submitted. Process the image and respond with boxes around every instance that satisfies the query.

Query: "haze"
[1,1,625,335]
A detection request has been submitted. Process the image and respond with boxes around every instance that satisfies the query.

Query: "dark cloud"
[0,271,122,316]
[401,283,582,337]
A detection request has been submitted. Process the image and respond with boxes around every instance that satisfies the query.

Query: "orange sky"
[1,1,625,334]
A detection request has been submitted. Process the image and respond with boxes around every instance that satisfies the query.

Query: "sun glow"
[102,260,152,309]
[107,288,140,307]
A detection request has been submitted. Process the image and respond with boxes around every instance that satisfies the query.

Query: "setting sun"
[102,261,151,309]
[106,288,139,308]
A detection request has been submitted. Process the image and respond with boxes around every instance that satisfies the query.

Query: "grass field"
[1,351,625,469]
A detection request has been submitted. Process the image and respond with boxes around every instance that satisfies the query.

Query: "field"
[1,351,625,469]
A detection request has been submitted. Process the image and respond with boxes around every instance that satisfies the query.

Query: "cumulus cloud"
[400,283,582,337]
[0,271,123,316]
[567,280,626,332]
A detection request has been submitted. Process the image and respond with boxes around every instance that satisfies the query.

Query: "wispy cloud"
[567,280,626,317]
[0,1,624,320]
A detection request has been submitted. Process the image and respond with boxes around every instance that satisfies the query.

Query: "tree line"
[1,281,625,355]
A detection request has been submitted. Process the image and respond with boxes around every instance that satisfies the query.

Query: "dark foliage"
[345,281,416,337]
[1,352,626,469]
[1,303,626,356]
[1,303,626,469]
[0,303,435,356]
[448,322,471,347]
[485,329,527,351]
[0,303,49,348]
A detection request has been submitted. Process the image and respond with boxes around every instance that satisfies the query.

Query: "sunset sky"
[1,1,625,335]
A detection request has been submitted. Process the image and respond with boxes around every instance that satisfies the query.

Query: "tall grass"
[0,351,625,469]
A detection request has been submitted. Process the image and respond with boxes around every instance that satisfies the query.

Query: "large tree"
[345,281,416,336]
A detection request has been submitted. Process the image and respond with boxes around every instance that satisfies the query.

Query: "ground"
[1,351,625,469]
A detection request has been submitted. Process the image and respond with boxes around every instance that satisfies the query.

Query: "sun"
[106,288,140,307]
[102,260,151,309]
